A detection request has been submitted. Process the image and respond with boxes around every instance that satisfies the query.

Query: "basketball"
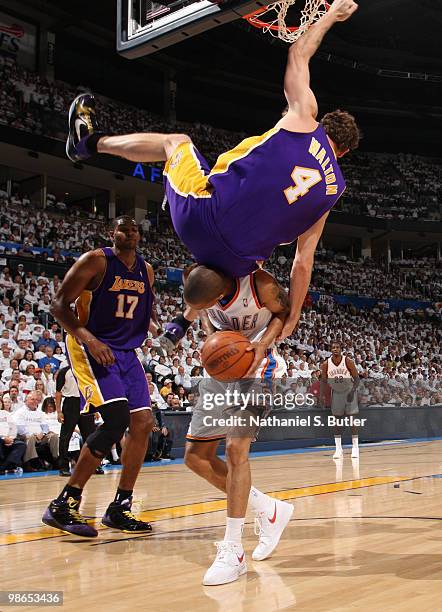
[201,331,254,380]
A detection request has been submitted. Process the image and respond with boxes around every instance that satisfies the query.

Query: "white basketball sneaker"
[351,446,359,459]
[333,449,343,459]
[252,499,294,561]
[203,541,247,586]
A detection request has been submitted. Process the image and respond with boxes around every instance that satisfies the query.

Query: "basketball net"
[244,0,330,44]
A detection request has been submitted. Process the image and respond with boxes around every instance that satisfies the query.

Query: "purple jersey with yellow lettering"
[164,124,345,277]
[76,247,153,350]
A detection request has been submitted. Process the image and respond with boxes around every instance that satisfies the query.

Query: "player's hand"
[328,0,358,22]
[57,411,64,424]
[244,342,267,378]
[85,338,115,366]
[278,317,298,341]
[161,427,168,436]
[3,436,13,446]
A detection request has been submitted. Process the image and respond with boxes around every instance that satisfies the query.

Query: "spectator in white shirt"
[0,346,11,372]
[13,391,58,471]
[18,303,34,324]
[0,395,26,473]
[174,366,192,391]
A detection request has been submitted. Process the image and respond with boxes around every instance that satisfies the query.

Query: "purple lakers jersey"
[76,247,153,350]
[208,124,346,262]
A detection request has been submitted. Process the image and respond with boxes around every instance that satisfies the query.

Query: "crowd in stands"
[1,193,441,303]
[339,152,442,222]
[1,55,441,221]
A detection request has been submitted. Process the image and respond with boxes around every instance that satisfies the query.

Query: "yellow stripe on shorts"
[163,143,212,198]
[66,334,104,412]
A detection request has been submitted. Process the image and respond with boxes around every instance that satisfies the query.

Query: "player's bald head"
[184,265,229,309]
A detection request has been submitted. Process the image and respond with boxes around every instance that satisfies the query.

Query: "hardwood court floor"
[1,440,442,611]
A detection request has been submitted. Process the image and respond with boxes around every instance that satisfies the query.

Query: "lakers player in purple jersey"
[65,0,359,345]
[42,216,157,537]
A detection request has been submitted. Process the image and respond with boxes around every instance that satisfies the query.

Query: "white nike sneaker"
[351,446,359,459]
[252,499,294,561]
[203,541,247,586]
[333,449,343,459]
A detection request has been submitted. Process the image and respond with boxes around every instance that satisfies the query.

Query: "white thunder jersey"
[206,273,286,379]
[327,356,354,393]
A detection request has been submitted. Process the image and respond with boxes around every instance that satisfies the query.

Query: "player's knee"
[129,409,154,437]
[164,134,192,160]
[225,439,249,467]
[87,400,130,457]
[184,443,208,474]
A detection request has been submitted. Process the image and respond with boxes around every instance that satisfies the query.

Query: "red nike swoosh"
[237,553,244,563]
[268,503,277,524]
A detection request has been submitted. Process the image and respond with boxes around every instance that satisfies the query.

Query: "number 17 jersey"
[76,247,153,350]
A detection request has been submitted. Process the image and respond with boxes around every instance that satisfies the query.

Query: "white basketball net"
[246,0,329,44]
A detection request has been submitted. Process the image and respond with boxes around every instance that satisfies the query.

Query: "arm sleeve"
[56,366,69,392]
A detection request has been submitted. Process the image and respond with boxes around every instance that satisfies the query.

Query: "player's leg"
[246,354,294,561]
[102,351,154,533]
[184,440,227,491]
[65,92,191,163]
[347,397,360,458]
[331,391,345,459]
[203,435,252,586]
[43,339,130,536]
[42,399,130,537]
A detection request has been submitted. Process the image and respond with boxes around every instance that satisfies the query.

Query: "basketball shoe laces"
[213,541,238,564]
[63,497,88,524]
[254,514,271,545]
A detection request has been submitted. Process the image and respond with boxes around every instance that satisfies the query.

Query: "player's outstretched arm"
[279,211,329,340]
[281,0,358,121]
[245,270,290,376]
[50,251,115,366]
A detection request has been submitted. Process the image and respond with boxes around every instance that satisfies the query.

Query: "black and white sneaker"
[66,93,100,162]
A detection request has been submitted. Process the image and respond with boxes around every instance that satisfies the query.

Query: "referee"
[56,365,102,476]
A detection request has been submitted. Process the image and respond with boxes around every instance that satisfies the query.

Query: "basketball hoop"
[244,0,330,44]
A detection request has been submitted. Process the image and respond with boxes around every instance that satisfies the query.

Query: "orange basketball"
[201,331,254,381]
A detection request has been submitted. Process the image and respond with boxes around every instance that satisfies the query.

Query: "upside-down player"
[42,216,156,536]
[183,265,293,585]
[65,0,359,345]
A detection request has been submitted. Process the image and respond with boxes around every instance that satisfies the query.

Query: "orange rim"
[243,1,330,32]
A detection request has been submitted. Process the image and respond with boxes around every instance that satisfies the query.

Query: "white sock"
[335,436,342,451]
[111,448,119,461]
[248,486,275,515]
[224,517,244,544]
[352,435,359,448]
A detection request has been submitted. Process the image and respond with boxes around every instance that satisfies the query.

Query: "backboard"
[117,0,263,58]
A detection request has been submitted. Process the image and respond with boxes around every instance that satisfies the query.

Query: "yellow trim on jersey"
[76,291,92,326]
[66,334,104,412]
[164,143,212,198]
[209,128,279,178]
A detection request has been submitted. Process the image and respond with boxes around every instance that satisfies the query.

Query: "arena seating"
[1,55,441,221]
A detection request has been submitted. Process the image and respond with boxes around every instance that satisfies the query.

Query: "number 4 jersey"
[164,123,345,278]
[75,247,153,350]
